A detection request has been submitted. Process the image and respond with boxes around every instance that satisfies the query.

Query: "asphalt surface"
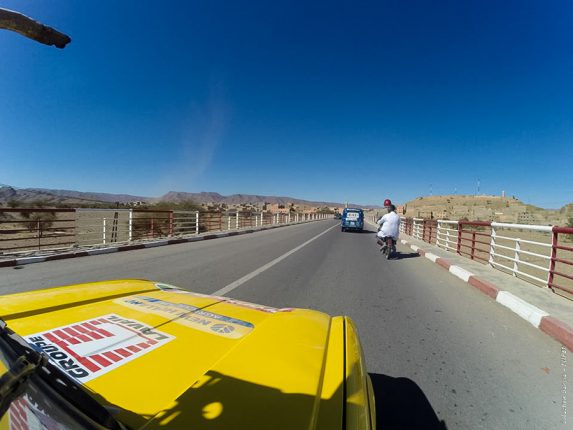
[0,220,568,429]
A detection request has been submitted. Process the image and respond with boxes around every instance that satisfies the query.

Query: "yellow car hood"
[0,280,374,429]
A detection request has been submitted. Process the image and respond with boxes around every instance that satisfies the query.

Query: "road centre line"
[212,223,339,296]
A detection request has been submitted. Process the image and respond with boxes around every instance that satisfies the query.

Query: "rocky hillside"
[156,191,344,207]
[0,186,106,206]
[0,185,371,208]
[401,195,572,225]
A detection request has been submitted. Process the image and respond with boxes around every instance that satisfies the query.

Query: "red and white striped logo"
[25,314,174,383]
[9,395,65,430]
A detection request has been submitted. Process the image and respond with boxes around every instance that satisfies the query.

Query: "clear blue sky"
[1,1,572,208]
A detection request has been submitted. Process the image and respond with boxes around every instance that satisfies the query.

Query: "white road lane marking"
[212,223,339,296]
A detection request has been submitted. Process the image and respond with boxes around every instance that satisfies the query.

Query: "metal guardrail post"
[548,230,558,289]
[196,211,199,235]
[128,210,133,242]
[235,212,239,229]
[456,222,463,255]
[102,218,107,245]
[512,239,521,276]
[489,226,496,266]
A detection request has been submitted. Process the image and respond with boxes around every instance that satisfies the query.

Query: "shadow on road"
[392,251,420,260]
[342,229,377,234]
[374,247,420,260]
[369,373,448,430]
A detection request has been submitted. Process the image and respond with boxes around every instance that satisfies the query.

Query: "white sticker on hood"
[25,314,174,383]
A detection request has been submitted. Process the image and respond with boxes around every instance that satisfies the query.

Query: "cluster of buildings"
[195,202,345,214]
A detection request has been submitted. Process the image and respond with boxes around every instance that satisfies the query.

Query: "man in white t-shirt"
[376,204,400,251]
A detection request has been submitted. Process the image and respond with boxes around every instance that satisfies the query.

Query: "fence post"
[430,222,435,244]
[512,239,521,276]
[457,222,463,255]
[431,222,435,244]
[236,212,239,229]
[196,211,199,235]
[448,223,455,251]
[470,232,476,260]
[128,210,133,242]
[37,219,41,250]
[103,218,107,245]
[489,226,496,266]
[547,228,557,290]
[168,211,174,236]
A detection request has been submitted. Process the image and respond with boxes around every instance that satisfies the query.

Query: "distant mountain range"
[0,185,376,208]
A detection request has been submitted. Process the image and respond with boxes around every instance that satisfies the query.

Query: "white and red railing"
[401,216,573,300]
[489,223,553,287]
[436,220,458,252]
[0,208,332,254]
[548,226,573,296]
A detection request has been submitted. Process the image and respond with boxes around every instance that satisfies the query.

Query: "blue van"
[341,208,364,232]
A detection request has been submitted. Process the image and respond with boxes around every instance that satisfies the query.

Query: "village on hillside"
[395,194,573,226]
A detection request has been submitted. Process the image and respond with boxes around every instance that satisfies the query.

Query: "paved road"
[0,221,568,429]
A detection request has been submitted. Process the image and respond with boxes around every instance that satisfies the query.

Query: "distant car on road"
[341,208,364,232]
[0,279,375,429]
